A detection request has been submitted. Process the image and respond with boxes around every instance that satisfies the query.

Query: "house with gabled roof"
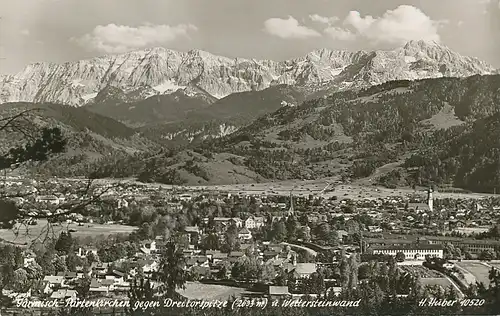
[91,262,109,277]
[245,216,265,229]
[238,228,252,240]
[42,276,66,294]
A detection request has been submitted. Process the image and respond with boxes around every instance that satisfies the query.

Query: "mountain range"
[0,40,496,109]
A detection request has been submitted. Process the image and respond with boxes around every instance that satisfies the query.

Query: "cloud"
[345,5,442,44]
[309,14,339,25]
[71,23,198,54]
[264,16,321,39]
[313,5,443,45]
[324,27,356,41]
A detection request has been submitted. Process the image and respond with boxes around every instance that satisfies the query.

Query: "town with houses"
[1,176,500,310]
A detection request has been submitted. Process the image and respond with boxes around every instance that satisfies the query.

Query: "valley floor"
[84,177,495,200]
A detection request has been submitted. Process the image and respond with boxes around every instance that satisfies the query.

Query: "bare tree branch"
[0,106,123,247]
[0,108,41,132]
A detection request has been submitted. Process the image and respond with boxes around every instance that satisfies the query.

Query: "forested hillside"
[190,75,500,191]
[404,112,500,192]
[0,102,158,178]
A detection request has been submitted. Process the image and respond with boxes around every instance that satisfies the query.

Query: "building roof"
[214,217,231,221]
[370,244,444,251]
[90,279,101,288]
[366,238,414,245]
[212,253,228,259]
[423,236,500,246]
[239,244,253,250]
[294,263,317,275]
[111,270,126,277]
[65,272,77,278]
[50,289,76,299]
[37,195,59,200]
[92,262,109,269]
[185,226,200,233]
[43,276,64,284]
[269,286,290,295]
[271,258,285,266]
[101,279,114,286]
[247,216,265,222]
[193,256,208,262]
[239,228,251,234]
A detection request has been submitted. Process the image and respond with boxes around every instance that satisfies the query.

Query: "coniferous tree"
[158,241,187,298]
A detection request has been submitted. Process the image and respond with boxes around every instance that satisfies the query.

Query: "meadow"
[0,219,137,245]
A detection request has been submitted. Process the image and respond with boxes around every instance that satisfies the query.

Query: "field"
[177,282,248,300]
[0,219,137,245]
[456,262,491,287]
[182,182,492,201]
[76,177,494,200]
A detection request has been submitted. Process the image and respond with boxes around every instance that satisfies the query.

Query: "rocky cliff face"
[0,40,496,106]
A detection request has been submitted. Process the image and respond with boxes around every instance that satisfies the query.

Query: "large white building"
[245,216,265,229]
[369,244,444,260]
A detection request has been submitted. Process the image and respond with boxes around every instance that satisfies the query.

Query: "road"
[453,261,492,288]
[281,242,318,257]
[453,264,477,285]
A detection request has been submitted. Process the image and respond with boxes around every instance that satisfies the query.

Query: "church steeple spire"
[288,192,294,216]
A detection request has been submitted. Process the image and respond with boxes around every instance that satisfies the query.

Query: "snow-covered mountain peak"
[0,42,496,106]
[403,39,441,49]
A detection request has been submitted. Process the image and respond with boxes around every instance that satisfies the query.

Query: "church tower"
[427,188,434,212]
[287,192,294,217]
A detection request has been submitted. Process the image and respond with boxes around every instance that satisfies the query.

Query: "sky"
[0,0,499,74]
